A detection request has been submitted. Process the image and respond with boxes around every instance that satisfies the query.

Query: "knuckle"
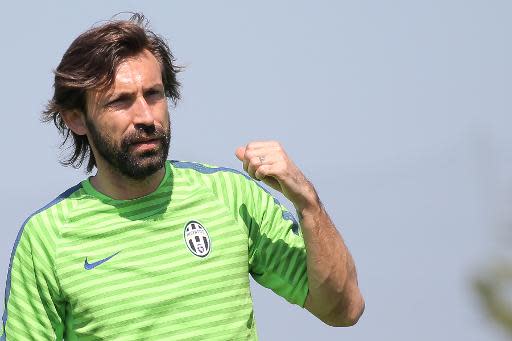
[245,150,255,159]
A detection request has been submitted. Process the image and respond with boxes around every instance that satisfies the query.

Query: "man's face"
[85,50,171,179]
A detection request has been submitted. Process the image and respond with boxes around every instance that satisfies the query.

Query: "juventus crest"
[184,221,211,257]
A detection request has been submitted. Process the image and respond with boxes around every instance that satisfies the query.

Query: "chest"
[55,208,250,335]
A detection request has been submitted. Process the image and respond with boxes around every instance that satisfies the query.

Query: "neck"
[90,163,166,200]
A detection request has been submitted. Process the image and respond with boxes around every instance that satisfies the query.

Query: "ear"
[61,110,87,136]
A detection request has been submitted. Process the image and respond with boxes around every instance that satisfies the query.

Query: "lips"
[130,138,161,151]
[133,138,159,144]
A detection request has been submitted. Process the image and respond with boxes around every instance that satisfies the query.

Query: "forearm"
[297,187,364,326]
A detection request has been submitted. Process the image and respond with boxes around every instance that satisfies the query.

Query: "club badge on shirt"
[184,220,211,257]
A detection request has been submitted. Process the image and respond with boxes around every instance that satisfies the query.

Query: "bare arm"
[236,141,365,326]
[299,189,364,326]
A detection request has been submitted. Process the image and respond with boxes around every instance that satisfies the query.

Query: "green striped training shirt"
[1,160,309,340]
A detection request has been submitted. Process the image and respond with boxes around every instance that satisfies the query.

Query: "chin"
[126,154,166,179]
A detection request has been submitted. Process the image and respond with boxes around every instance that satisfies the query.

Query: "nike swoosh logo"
[84,251,120,270]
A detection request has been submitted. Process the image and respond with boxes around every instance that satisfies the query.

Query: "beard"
[86,119,171,180]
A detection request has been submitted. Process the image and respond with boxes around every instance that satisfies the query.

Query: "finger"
[235,146,246,161]
[247,156,262,179]
[240,141,283,161]
[242,143,278,160]
[255,165,282,191]
[246,144,286,164]
[241,148,262,173]
[236,146,250,172]
[254,164,272,180]
[248,153,279,178]
[242,152,251,173]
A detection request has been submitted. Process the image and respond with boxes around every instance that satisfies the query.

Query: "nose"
[132,96,154,127]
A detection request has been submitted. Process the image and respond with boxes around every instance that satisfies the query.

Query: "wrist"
[295,189,322,219]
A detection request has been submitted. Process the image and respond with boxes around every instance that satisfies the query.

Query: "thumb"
[235,146,246,161]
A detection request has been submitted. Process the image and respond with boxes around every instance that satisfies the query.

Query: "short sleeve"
[2,217,65,340]
[240,179,309,307]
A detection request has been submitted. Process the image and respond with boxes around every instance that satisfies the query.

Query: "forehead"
[111,50,163,91]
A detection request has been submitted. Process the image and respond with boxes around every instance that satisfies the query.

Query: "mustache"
[121,126,168,147]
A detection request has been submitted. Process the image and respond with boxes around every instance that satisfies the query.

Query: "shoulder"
[169,159,273,204]
[168,159,287,209]
[15,183,83,244]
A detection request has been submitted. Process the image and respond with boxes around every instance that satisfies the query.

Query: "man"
[1,14,364,340]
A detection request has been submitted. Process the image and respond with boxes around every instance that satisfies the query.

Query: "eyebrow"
[108,83,164,96]
[144,83,164,91]
[110,93,132,101]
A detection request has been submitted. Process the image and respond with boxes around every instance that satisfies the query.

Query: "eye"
[106,95,130,108]
[145,89,165,102]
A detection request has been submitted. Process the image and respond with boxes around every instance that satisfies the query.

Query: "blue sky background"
[1,1,510,339]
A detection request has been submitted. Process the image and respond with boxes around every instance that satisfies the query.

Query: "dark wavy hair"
[42,13,181,172]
